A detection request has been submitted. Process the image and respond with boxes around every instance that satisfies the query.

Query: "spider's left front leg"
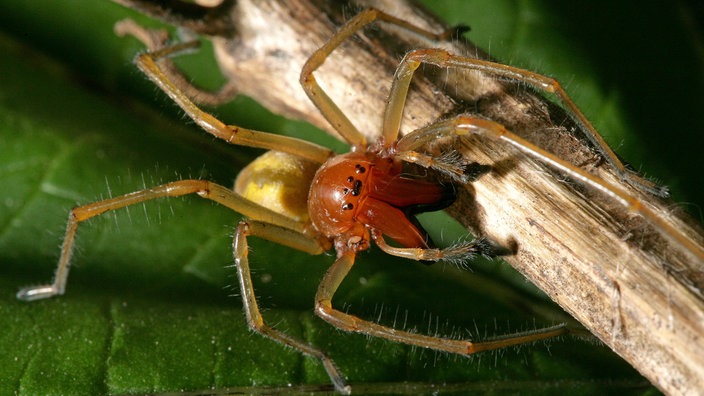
[383,48,667,197]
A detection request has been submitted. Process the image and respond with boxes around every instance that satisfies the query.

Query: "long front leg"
[371,231,507,264]
[400,114,704,262]
[232,220,349,394]
[314,252,568,357]
[385,48,666,197]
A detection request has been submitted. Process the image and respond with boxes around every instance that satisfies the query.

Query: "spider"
[16,7,703,394]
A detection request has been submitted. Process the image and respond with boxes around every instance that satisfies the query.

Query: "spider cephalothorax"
[309,149,455,254]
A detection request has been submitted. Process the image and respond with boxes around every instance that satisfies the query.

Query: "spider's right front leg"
[232,220,350,394]
[400,113,704,262]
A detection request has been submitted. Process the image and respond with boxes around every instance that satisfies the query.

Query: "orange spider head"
[308,150,455,255]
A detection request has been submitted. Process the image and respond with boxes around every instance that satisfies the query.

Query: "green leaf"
[1,0,699,394]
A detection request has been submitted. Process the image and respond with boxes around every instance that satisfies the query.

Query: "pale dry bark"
[114,0,704,394]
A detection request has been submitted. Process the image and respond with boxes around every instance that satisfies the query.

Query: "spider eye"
[351,180,362,196]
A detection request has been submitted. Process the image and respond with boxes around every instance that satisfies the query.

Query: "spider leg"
[371,231,505,263]
[385,48,667,197]
[115,19,239,106]
[232,220,349,394]
[300,8,455,149]
[129,31,333,164]
[16,180,306,301]
[400,115,704,263]
[314,251,568,358]
[377,48,702,261]
[394,149,490,183]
